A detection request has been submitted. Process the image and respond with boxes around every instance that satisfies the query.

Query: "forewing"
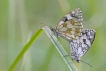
[56,8,83,39]
[70,29,96,58]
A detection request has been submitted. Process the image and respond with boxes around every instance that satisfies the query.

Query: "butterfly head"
[50,27,56,33]
[50,27,60,37]
[71,54,81,63]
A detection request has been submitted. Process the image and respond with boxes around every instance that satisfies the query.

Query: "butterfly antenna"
[80,60,92,67]
[41,23,56,31]
[37,23,48,29]
[41,23,51,27]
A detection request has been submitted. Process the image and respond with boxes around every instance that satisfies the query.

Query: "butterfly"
[69,29,96,63]
[51,28,96,66]
[51,8,83,40]
[50,8,96,66]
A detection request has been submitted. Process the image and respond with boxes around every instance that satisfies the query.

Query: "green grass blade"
[9,29,43,71]
[42,26,78,71]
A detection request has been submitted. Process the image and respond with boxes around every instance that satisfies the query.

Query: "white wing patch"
[65,14,73,20]
[70,29,96,62]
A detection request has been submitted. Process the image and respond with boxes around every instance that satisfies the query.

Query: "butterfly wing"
[70,29,96,61]
[56,8,83,39]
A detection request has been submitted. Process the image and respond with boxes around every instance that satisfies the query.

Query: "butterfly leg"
[64,53,72,57]
[64,54,70,57]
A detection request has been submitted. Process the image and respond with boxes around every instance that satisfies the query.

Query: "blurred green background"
[0,0,106,71]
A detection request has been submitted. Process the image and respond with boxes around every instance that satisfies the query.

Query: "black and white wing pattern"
[70,29,96,62]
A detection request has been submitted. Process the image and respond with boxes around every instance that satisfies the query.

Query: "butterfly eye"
[76,60,80,63]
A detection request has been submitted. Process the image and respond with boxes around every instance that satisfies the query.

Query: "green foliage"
[0,0,106,71]
[9,29,43,71]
